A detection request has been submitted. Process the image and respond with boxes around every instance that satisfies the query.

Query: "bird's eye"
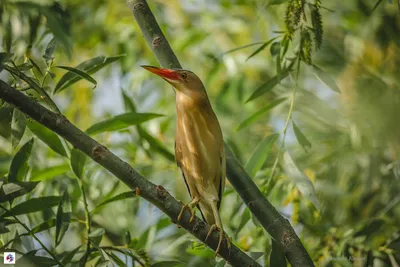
[180,72,187,79]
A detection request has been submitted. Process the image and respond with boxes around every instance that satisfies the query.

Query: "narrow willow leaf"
[236,98,286,131]
[270,239,287,266]
[245,133,279,178]
[85,112,163,135]
[246,37,279,61]
[311,65,340,93]
[31,219,56,234]
[235,208,250,237]
[220,42,265,56]
[372,0,384,12]
[27,120,68,157]
[55,191,71,246]
[19,254,57,267]
[0,104,13,138]
[91,191,136,214]
[0,181,39,203]
[70,148,86,179]
[56,66,97,89]
[283,152,320,210]
[61,245,82,265]
[43,37,57,61]
[54,55,124,93]
[3,196,62,216]
[28,58,43,76]
[11,109,26,149]
[250,252,265,260]
[246,70,290,102]
[108,252,128,267]
[31,164,70,181]
[137,127,175,162]
[292,120,312,150]
[88,228,105,246]
[8,138,34,183]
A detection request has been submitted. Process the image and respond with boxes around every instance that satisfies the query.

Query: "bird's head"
[142,65,209,101]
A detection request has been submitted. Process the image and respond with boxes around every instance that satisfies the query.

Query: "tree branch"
[126,0,314,266]
[0,80,260,267]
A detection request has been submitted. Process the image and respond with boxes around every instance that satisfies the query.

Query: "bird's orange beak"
[141,65,180,81]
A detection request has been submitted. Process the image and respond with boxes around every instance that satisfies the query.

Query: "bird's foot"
[177,200,196,223]
[205,225,231,257]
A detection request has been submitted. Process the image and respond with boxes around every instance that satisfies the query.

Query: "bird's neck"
[175,91,212,114]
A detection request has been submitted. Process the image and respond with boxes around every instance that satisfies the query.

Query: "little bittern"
[142,65,230,255]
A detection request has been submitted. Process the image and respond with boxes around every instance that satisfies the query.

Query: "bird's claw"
[205,225,231,257]
[177,201,196,223]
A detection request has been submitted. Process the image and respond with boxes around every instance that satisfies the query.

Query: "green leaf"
[311,65,340,93]
[0,104,13,139]
[88,228,105,246]
[19,253,58,267]
[108,252,127,267]
[250,252,265,260]
[91,191,136,214]
[28,58,44,76]
[235,208,250,237]
[0,181,39,203]
[86,112,163,135]
[292,120,312,151]
[220,42,266,56]
[246,37,279,61]
[11,109,26,149]
[31,219,56,234]
[54,55,124,93]
[245,134,279,178]
[246,70,290,102]
[70,148,87,179]
[56,66,97,89]
[27,120,68,157]
[61,245,82,265]
[8,138,34,183]
[270,42,281,57]
[55,190,71,246]
[43,37,57,61]
[283,152,320,210]
[137,127,175,162]
[151,261,183,267]
[31,164,70,181]
[3,196,62,216]
[236,98,286,131]
[0,52,13,66]
[270,239,287,266]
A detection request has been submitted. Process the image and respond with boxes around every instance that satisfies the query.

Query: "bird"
[142,65,230,255]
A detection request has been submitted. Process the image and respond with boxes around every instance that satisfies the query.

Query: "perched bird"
[142,65,230,255]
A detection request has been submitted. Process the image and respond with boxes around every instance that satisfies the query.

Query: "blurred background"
[0,0,399,266]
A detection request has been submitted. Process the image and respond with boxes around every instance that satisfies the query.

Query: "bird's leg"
[205,200,231,256]
[178,196,200,223]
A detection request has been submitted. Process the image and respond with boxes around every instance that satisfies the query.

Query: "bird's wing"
[217,146,226,210]
[175,140,208,222]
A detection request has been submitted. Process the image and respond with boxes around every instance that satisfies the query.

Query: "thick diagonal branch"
[0,80,259,267]
[126,0,314,266]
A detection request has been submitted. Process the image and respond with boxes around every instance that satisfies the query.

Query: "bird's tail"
[197,201,216,225]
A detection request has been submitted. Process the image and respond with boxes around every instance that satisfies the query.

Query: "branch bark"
[126,0,315,266]
[0,80,260,267]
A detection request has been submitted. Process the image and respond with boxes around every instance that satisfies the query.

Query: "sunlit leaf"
[283,152,320,210]
[56,66,97,89]
[236,98,286,131]
[3,196,62,216]
[54,55,124,93]
[31,164,70,181]
[70,148,87,179]
[27,120,68,157]
[8,138,34,183]
[246,71,290,102]
[55,190,71,246]
[245,134,279,178]
[311,65,340,93]
[292,120,312,151]
[91,191,136,214]
[220,42,265,56]
[86,112,163,135]
[11,109,26,149]
[246,37,279,61]
[43,37,57,61]
[28,58,43,76]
